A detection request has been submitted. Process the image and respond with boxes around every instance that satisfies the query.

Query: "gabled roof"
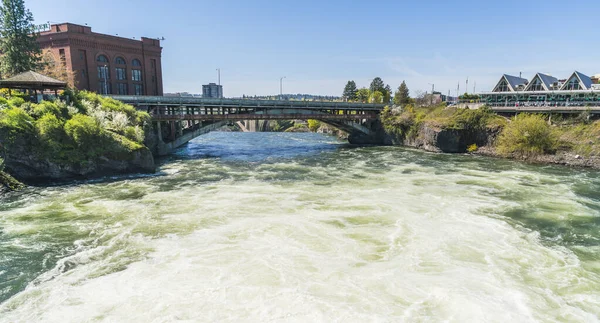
[524,73,558,91]
[0,71,67,89]
[560,71,593,90]
[493,74,528,92]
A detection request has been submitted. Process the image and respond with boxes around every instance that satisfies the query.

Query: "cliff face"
[395,124,498,153]
[382,120,600,169]
[3,136,155,183]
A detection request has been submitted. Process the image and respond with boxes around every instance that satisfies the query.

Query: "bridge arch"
[107,95,385,155]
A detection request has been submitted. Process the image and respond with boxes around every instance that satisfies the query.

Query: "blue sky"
[27,0,600,97]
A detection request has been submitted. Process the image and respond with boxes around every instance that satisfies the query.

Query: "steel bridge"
[108,96,386,155]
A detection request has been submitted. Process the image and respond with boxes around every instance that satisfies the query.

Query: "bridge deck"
[108,95,386,111]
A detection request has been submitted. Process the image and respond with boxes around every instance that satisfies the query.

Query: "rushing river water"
[1,132,600,322]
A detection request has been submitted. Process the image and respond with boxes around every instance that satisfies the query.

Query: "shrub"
[124,126,145,143]
[36,113,67,155]
[8,97,25,108]
[496,114,558,156]
[0,107,34,140]
[467,144,478,152]
[32,101,69,119]
[64,114,105,147]
[307,119,321,132]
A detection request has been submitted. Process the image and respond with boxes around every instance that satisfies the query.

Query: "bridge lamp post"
[280,76,286,99]
[428,83,435,106]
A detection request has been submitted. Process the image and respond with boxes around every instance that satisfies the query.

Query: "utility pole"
[279,76,286,99]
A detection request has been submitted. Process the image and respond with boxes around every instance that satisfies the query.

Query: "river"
[0,132,599,322]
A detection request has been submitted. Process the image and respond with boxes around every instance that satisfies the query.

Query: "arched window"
[115,57,126,65]
[132,59,142,67]
[97,55,109,63]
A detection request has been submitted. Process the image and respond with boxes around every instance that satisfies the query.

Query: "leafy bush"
[0,107,34,140]
[36,113,67,154]
[32,100,69,119]
[496,114,558,156]
[307,119,321,132]
[8,97,25,108]
[64,114,106,147]
[124,126,145,143]
[467,144,478,152]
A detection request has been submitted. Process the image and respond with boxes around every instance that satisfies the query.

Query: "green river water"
[0,132,599,322]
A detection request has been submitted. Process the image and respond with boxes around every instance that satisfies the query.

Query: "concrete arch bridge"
[109,96,386,155]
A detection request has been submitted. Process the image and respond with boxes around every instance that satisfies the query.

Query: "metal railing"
[107,95,386,111]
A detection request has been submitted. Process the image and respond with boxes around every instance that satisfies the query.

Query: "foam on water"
[1,132,599,322]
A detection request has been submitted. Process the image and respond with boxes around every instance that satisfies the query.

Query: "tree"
[37,49,76,87]
[414,90,427,106]
[342,80,358,101]
[0,0,41,77]
[369,91,383,104]
[356,88,370,103]
[384,84,392,104]
[394,81,411,106]
[369,77,386,94]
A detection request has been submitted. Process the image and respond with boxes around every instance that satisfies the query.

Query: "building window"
[132,59,142,67]
[566,77,581,90]
[98,81,111,94]
[116,67,127,80]
[117,83,128,95]
[115,57,126,65]
[528,78,543,91]
[97,66,110,79]
[97,54,109,63]
[59,48,66,62]
[132,69,142,81]
[495,79,509,92]
[134,84,143,95]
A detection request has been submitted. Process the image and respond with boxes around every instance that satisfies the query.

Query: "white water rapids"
[1,132,599,322]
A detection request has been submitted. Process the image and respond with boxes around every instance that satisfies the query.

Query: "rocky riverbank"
[380,104,600,170]
[0,90,157,193]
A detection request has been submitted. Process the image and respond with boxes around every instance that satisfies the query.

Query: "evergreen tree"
[342,80,358,101]
[0,0,41,77]
[369,77,386,94]
[383,84,392,103]
[356,88,370,103]
[394,81,411,105]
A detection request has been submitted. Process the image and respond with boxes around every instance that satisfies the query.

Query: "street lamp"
[428,83,435,105]
[103,64,108,95]
[280,76,286,99]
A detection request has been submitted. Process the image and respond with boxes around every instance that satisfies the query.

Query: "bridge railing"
[107,95,386,110]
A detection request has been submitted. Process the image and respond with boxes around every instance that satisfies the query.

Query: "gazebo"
[0,71,67,101]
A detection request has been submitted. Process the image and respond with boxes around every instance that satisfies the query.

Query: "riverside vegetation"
[0,90,155,191]
[380,103,600,168]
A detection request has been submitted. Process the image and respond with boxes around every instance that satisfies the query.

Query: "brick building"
[36,23,163,96]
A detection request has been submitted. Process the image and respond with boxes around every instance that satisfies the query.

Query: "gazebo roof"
[0,71,67,90]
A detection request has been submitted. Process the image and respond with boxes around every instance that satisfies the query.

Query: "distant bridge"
[109,96,386,155]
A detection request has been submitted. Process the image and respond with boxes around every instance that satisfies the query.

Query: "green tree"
[356,88,370,103]
[394,81,411,105]
[342,80,358,101]
[369,77,386,94]
[369,91,383,104]
[384,84,392,104]
[0,0,41,77]
[307,119,321,132]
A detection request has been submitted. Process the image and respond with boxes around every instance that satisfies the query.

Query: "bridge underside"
[148,108,382,156]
